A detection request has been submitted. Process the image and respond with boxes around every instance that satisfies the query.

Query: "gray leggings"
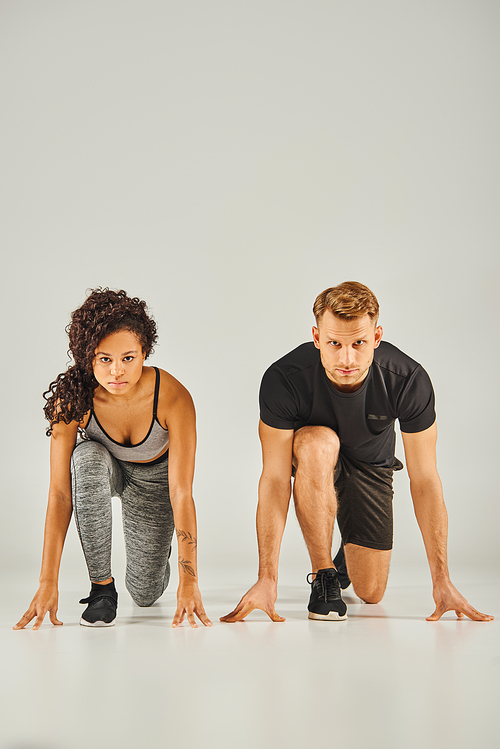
[71,440,174,607]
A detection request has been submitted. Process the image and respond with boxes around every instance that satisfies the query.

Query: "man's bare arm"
[402,423,493,622]
[220,421,294,622]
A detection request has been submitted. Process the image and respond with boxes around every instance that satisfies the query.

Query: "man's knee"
[293,426,340,468]
[354,583,386,604]
[344,544,391,604]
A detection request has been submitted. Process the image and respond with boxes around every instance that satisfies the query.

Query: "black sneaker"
[333,545,351,590]
[307,568,347,621]
[79,580,118,627]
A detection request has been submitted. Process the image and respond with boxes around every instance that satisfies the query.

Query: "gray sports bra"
[84,367,169,462]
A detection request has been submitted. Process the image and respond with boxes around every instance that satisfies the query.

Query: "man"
[221,282,493,623]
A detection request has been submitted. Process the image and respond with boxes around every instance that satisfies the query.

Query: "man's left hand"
[427,579,494,621]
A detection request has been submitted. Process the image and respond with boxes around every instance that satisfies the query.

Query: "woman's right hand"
[13,584,63,630]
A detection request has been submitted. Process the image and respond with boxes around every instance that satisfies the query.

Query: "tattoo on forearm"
[176,529,197,550]
[178,557,196,577]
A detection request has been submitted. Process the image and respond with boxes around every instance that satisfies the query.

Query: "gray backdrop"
[1,1,498,591]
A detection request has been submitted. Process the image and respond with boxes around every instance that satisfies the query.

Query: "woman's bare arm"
[13,419,79,630]
[157,371,211,628]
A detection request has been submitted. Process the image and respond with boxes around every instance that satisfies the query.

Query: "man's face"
[313,310,383,392]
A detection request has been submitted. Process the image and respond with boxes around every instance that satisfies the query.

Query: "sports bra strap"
[152,367,160,418]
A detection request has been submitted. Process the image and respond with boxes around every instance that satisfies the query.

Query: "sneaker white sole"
[308,611,348,621]
[80,617,116,627]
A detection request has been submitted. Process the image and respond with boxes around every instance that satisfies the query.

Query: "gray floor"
[2,569,498,749]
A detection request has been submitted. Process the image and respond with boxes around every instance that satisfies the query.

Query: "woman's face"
[93,329,146,396]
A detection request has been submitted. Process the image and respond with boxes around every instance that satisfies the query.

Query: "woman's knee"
[126,582,163,608]
[126,562,170,607]
[128,590,160,608]
[71,440,112,474]
[293,426,340,467]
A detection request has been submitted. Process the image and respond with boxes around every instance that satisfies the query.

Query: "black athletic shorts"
[334,453,404,551]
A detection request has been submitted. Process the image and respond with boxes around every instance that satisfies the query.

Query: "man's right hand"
[13,584,63,630]
[220,578,285,623]
[221,422,293,624]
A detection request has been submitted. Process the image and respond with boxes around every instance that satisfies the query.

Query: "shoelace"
[307,571,340,602]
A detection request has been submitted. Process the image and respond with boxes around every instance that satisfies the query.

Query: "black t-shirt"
[259,341,436,467]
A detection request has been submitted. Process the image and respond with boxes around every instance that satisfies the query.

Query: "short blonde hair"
[313,281,379,324]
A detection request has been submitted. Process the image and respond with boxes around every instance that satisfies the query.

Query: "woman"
[14,288,211,629]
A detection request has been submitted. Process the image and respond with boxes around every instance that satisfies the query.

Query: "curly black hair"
[43,288,157,435]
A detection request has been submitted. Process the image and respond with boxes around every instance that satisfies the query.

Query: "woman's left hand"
[172,581,212,628]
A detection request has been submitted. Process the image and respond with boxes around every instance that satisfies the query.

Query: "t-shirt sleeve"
[398,365,436,433]
[259,365,298,430]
